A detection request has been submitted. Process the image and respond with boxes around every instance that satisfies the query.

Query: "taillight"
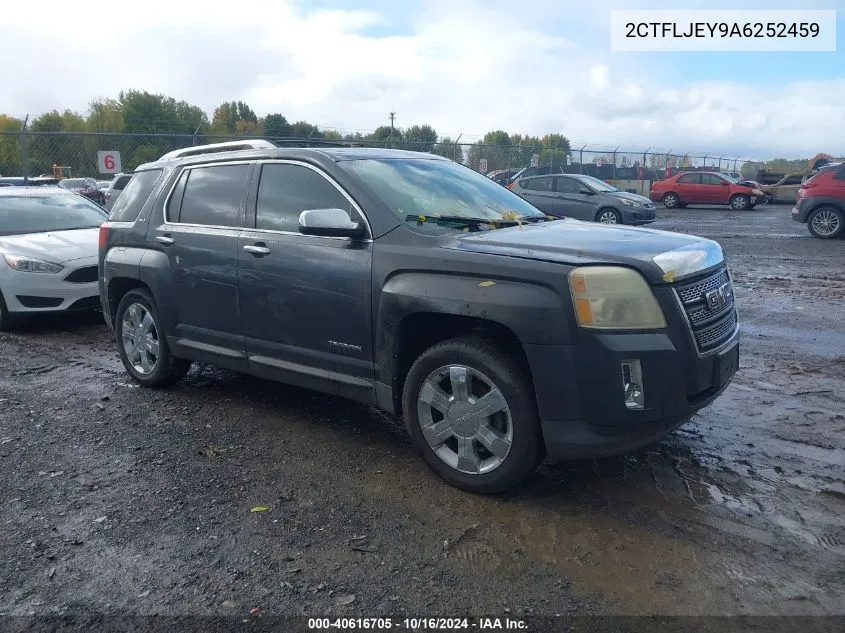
[98,224,109,249]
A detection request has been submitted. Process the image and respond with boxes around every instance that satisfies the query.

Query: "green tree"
[264,113,292,138]
[539,133,570,167]
[86,99,124,133]
[29,109,90,176]
[290,121,323,138]
[431,136,462,161]
[368,125,401,147]
[0,114,22,176]
[119,90,207,134]
[467,130,513,171]
[210,100,259,135]
[323,130,343,140]
[403,124,438,153]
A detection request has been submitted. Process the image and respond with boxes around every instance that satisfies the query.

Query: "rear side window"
[783,175,803,185]
[174,164,251,227]
[677,174,699,184]
[700,174,724,185]
[255,163,353,233]
[521,177,553,192]
[108,169,163,222]
[113,174,132,190]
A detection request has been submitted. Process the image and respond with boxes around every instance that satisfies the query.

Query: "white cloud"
[0,0,842,157]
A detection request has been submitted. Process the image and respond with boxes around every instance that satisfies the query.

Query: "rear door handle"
[156,235,175,245]
[244,244,271,256]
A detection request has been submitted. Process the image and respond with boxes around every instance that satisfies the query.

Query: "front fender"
[375,271,572,387]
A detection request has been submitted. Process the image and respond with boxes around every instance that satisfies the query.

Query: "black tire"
[402,336,544,494]
[595,208,622,224]
[729,194,750,210]
[662,192,680,209]
[115,288,191,387]
[807,206,844,239]
[0,291,18,331]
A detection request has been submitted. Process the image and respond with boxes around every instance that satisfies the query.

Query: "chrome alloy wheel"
[598,210,619,224]
[811,209,841,237]
[416,365,513,475]
[121,302,160,375]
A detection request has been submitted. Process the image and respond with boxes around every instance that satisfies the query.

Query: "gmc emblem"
[705,283,732,310]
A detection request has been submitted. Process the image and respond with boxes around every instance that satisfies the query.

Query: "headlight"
[3,254,63,274]
[568,266,666,330]
[619,198,641,208]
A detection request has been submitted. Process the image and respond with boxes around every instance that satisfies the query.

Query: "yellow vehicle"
[51,165,72,179]
[761,173,810,205]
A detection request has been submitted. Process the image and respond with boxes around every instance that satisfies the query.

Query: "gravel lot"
[0,204,843,623]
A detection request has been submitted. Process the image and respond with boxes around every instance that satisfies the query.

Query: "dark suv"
[98,143,740,493]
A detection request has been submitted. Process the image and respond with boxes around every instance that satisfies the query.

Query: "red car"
[650,171,764,211]
[792,163,845,239]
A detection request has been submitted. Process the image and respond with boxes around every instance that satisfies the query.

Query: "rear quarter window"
[108,169,163,222]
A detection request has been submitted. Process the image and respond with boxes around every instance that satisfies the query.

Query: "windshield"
[0,193,107,236]
[343,158,548,233]
[575,175,618,193]
[720,174,739,182]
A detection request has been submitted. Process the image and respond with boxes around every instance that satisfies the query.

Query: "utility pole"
[388,112,396,145]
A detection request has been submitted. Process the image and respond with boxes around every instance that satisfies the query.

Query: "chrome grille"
[695,312,737,349]
[674,267,737,353]
[676,269,730,304]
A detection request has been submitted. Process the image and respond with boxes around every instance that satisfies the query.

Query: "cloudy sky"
[1,0,843,158]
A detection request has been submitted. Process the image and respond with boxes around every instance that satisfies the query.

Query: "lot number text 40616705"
[307,617,528,630]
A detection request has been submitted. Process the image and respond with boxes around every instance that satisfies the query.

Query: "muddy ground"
[0,204,843,625]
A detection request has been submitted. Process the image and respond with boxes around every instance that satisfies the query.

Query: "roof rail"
[157,139,277,161]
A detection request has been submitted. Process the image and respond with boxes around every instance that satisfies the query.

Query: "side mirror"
[579,188,593,195]
[299,208,366,239]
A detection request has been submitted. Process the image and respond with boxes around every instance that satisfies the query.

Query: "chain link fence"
[0,131,764,186]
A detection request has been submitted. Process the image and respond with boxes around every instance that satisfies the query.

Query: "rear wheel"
[730,194,750,210]
[807,207,844,239]
[402,337,544,494]
[115,288,191,387]
[662,193,680,208]
[596,208,622,224]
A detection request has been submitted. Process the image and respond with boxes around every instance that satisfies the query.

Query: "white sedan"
[0,187,107,329]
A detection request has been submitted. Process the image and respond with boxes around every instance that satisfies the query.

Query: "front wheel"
[596,208,622,224]
[115,288,191,387]
[730,194,750,210]
[402,337,544,494]
[0,292,18,331]
[662,193,679,209]
[807,207,844,239]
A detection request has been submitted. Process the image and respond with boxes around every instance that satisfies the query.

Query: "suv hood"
[0,228,100,264]
[447,219,724,284]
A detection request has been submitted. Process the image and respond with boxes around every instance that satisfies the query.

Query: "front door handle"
[156,235,175,245]
[244,244,271,256]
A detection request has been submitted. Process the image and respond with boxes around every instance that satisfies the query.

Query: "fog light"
[621,360,644,410]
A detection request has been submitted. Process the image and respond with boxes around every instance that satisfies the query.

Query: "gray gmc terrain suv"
[99,142,740,493]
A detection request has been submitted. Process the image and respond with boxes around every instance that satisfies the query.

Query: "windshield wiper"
[405,214,554,229]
